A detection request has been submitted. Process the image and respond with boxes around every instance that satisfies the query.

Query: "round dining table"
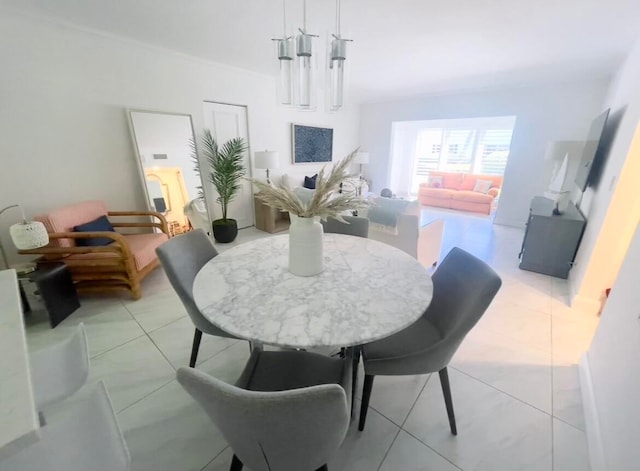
[193,233,433,350]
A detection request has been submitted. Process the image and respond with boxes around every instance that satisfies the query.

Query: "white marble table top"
[193,234,433,349]
[0,269,40,460]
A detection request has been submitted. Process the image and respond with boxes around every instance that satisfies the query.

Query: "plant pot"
[288,214,323,276]
[212,219,238,243]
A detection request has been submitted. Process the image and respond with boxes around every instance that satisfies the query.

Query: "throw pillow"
[293,186,315,205]
[473,179,493,194]
[281,173,292,189]
[303,174,318,190]
[427,175,444,189]
[74,215,116,246]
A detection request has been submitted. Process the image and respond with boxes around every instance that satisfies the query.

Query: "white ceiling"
[3,0,639,102]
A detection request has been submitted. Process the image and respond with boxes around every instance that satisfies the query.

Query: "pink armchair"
[18,201,170,299]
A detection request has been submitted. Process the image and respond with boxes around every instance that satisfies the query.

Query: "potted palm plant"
[201,129,247,243]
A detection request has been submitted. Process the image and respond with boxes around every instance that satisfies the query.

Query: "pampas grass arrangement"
[251,149,368,221]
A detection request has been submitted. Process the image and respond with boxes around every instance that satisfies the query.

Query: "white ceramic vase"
[288,214,323,276]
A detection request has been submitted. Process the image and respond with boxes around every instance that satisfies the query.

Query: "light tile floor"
[24,208,598,471]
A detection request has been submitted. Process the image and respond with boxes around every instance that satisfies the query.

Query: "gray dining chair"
[358,247,502,434]
[156,229,242,367]
[177,349,352,471]
[30,323,90,410]
[321,215,369,238]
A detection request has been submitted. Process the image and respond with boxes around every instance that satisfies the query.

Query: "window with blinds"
[410,120,514,194]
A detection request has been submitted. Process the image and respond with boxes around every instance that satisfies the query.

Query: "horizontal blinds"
[442,129,475,173]
[414,129,443,176]
[477,129,513,175]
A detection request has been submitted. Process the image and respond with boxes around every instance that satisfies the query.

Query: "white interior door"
[202,102,254,229]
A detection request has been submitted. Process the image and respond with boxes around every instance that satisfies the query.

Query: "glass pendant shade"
[295,32,316,110]
[329,38,347,111]
[276,38,294,106]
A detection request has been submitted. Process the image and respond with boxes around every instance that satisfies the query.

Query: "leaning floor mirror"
[128,110,211,236]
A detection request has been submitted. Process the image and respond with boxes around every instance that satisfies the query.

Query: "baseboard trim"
[571,293,602,316]
[492,216,525,228]
[579,352,606,471]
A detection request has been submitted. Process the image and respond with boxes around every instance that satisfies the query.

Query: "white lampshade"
[254,151,280,169]
[353,152,370,165]
[544,141,583,161]
[10,221,49,250]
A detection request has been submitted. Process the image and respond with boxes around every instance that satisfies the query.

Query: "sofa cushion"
[473,179,493,194]
[426,175,443,189]
[36,201,109,248]
[461,174,503,191]
[123,233,169,271]
[303,174,318,189]
[429,171,463,190]
[451,190,494,204]
[419,187,456,199]
[74,215,116,247]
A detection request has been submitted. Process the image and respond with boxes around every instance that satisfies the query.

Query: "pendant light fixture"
[328,0,352,111]
[272,0,294,106]
[295,0,318,110]
[272,0,352,111]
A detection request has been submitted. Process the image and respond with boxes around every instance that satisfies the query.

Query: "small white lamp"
[544,141,583,215]
[0,204,49,269]
[254,151,280,184]
[353,152,370,179]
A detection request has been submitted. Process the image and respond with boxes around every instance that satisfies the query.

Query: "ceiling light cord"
[336,0,341,37]
[282,0,287,36]
[302,0,307,32]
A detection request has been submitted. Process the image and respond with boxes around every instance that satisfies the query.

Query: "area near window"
[389,116,517,198]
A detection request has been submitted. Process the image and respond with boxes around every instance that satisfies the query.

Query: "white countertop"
[193,234,433,349]
[0,269,40,460]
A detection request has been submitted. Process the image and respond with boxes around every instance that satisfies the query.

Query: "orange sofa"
[418,172,502,215]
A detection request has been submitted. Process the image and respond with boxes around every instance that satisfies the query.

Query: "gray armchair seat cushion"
[239,350,349,393]
[363,317,443,361]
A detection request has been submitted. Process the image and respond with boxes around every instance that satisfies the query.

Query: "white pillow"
[293,186,315,205]
[280,173,292,190]
[473,179,493,194]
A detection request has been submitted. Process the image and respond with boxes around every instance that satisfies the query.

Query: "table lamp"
[254,151,280,184]
[353,152,370,179]
[0,204,50,269]
[543,141,583,215]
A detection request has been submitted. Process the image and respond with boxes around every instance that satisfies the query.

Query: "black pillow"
[74,215,116,247]
[303,174,318,190]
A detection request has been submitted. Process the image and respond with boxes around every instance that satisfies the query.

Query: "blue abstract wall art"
[292,124,333,164]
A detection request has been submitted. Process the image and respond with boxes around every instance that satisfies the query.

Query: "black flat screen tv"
[574,108,610,192]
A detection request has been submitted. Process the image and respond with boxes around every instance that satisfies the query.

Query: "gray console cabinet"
[519,197,586,279]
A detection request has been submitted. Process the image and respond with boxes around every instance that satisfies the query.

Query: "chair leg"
[351,347,361,417]
[439,367,457,435]
[358,374,374,431]
[229,454,243,471]
[189,329,203,368]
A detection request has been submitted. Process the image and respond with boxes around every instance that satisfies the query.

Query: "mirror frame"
[127,109,211,229]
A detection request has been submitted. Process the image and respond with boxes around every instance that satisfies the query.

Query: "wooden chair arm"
[18,232,130,257]
[108,211,169,235]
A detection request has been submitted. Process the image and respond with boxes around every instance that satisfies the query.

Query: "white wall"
[359,80,609,227]
[0,12,360,265]
[575,36,640,471]
[569,36,640,311]
[582,222,640,470]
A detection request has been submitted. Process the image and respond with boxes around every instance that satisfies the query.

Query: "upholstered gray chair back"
[417,247,502,371]
[365,247,502,376]
[155,229,231,336]
[321,215,369,238]
[427,247,501,338]
[177,367,349,471]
